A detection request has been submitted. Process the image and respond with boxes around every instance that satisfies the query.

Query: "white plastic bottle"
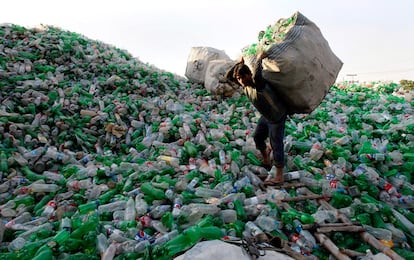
[255,215,282,232]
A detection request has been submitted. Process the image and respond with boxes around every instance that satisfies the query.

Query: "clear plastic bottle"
[309,142,324,161]
[154,230,179,246]
[220,209,237,224]
[43,146,72,164]
[218,149,226,165]
[42,171,66,184]
[41,200,57,218]
[363,224,392,241]
[233,176,251,192]
[214,180,234,195]
[101,242,117,260]
[98,200,127,214]
[266,188,287,203]
[387,173,406,188]
[151,220,169,233]
[384,223,407,244]
[5,212,32,228]
[96,232,108,257]
[312,209,338,224]
[23,146,45,160]
[188,203,219,215]
[283,170,307,181]
[293,219,317,250]
[194,187,222,198]
[255,215,282,232]
[248,165,269,176]
[8,237,26,252]
[378,177,399,196]
[60,217,72,232]
[245,221,267,241]
[390,195,414,209]
[172,196,182,218]
[186,177,199,192]
[124,197,136,221]
[149,205,171,219]
[245,169,264,188]
[165,188,175,201]
[392,209,414,236]
[30,183,60,193]
[219,193,246,205]
[243,193,267,206]
[289,232,312,253]
[12,152,28,166]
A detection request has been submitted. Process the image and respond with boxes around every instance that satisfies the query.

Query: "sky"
[2,0,414,83]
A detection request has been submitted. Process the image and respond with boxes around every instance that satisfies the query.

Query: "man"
[226,53,288,185]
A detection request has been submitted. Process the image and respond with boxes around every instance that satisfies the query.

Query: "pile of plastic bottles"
[1,23,414,260]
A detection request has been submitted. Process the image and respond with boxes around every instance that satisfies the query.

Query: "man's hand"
[257,51,268,59]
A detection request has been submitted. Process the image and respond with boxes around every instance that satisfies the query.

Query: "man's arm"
[252,52,268,91]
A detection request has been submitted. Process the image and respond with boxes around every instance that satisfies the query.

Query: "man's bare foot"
[265,167,284,185]
[264,176,284,185]
[261,147,271,165]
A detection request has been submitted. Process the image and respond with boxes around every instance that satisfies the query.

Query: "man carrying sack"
[226,11,343,185]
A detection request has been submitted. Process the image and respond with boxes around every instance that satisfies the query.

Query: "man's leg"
[267,115,287,183]
[253,116,271,167]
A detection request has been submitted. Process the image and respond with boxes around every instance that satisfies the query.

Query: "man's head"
[225,59,253,87]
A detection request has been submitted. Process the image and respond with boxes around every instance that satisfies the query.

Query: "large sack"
[204,59,240,97]
[243,11,343,114]
[174,240,294,260]
[185,47,230,84]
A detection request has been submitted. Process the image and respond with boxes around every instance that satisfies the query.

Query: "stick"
[339,248,365,257]
[317,225,365,233]
[314,233,351,260]
[281,194,330,202]
[302,222,355,230]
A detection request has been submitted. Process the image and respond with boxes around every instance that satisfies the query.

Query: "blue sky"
[2,0,414,82]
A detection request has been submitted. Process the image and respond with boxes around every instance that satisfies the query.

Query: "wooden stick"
[317,225,365,233]
[302,222,355,230]
[267,181,305,189]
[314,232,351,260]
[339,248,365,257]
[281,194,330,202]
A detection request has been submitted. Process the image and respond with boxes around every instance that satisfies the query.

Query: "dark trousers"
[253,115,287,168]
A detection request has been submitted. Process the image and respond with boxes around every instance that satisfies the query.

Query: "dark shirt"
[244,57,287,123]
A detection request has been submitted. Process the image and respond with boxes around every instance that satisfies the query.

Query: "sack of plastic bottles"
[185,46,231,84]
[242,11,343,114]
[174,239,294,260]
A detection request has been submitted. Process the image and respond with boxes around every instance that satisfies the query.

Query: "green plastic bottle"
[78,201,98,215]
[393,248,414,259]
[285,208,315,224]
[32,244,53,260]
[140,182,166,200]
[233,199,246,221]
[20,166,46,181]
[246,152,262,166]
[198,226,224,240]
[49,230,70,248]
[13,194,35,207]
[163,232,199,258]
[329,192,353,208]
[0,151,8,173]
[183,141,198,158]
[70,214,99,239]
